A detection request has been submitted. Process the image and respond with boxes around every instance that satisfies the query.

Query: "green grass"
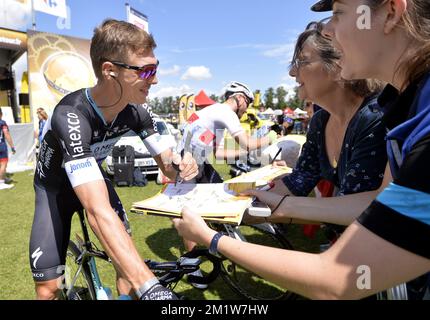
[0,163,326,300]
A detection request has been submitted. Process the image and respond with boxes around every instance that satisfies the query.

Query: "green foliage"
[275,86,288,109]
[264,87,275,109]
[286,87,303,110]
[0,165,324,300]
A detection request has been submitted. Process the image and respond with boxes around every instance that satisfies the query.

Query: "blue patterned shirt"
[282,95,387,196]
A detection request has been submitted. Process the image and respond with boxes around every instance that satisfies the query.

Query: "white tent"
[261,108,274,115]
[294,108,308,115]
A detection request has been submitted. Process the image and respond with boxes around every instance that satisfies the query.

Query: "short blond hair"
[90,19,157,79]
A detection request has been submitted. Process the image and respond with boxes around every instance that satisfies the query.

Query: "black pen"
[271,147,283,164]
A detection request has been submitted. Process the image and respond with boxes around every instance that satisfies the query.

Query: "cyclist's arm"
[73,181,154,287]
[136,105,197,181]
[175,209,430,300]
[234,132,271,151]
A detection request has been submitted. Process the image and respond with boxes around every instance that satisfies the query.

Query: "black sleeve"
[51,105,93,163]
[357,134,430,259]
[134,104,158,140]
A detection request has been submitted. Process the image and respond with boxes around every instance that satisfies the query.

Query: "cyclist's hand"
[173,207,216,246]
[11,147,16,155]
[176,152,199,181]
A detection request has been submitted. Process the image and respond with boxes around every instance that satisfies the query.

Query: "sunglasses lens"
[139,67,157,79]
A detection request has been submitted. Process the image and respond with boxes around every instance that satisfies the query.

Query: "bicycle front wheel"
[216,223,298,300]
[62,241,97,300]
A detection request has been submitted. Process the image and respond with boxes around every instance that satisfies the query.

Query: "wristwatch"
[209,232,224,257]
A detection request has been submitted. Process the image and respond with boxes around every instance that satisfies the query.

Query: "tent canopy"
[195,90,216,108]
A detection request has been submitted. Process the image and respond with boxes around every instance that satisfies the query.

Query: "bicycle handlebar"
[182,249,222,285]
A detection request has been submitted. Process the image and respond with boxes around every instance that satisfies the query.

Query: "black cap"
[311,0,333,12]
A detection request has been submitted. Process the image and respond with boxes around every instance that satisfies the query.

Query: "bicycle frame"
[65,210,111,300]
[65,209,221,300]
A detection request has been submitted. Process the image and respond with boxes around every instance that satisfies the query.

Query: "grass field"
[0,163,326,300]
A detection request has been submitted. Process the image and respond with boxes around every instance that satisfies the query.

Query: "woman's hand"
[173,207,216,246]
[269,178,290,195]
[240,190,282,211]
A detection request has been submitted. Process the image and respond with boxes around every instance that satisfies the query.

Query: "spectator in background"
[0,108,16,190]
[36,108,49,145]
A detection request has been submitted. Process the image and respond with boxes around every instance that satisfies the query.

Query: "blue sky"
[3,0,327,99]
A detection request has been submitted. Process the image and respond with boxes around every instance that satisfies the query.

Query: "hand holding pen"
[172,132,197,186]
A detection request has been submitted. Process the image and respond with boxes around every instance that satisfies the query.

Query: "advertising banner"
[27,30,96,123]
[33,0,67,18]
[126,5,149,33]
[0,28,27,51]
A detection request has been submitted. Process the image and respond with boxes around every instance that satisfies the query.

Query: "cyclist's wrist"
[135,277,159,299]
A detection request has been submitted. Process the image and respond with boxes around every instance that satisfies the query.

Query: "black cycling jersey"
[30,88,174,281]
[35,88,169,190]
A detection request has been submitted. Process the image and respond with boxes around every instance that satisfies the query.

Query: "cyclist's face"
[119,50,158,104]
[237,95,250,118]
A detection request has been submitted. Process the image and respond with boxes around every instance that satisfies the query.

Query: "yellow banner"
[178,94,188,125]
[186,94,195,121]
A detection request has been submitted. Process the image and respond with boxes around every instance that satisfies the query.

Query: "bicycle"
[197,163,298,300]
[208,221,297,301]
[61,209,221,300]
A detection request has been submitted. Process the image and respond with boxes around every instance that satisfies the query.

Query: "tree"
[209,94,220,103]
[264,87,275,109]
[275,86,288,109]
[286,87,303,110]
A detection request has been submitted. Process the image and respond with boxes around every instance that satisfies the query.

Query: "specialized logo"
[32,247,44,269]
[67,112,85,158]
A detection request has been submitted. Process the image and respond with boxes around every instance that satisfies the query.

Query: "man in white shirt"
[177,82,276,289]
[179,81,276,180]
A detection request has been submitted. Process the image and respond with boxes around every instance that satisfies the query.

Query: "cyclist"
[176,81,276,288]
[29,19,198,300]
[174,0,430,299]
[0,107,16,190]
[179,81,277,180]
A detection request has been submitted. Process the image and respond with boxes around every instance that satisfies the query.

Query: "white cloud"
[263,43,296,65]
[149,84,193,99]
[278,76,298,101]
[181,66,212,81]
[159,65,181,77]
[0,0,31,31]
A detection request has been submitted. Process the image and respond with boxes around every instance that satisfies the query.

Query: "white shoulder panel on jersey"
[65,157,104,188]
[142,133,176,156]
